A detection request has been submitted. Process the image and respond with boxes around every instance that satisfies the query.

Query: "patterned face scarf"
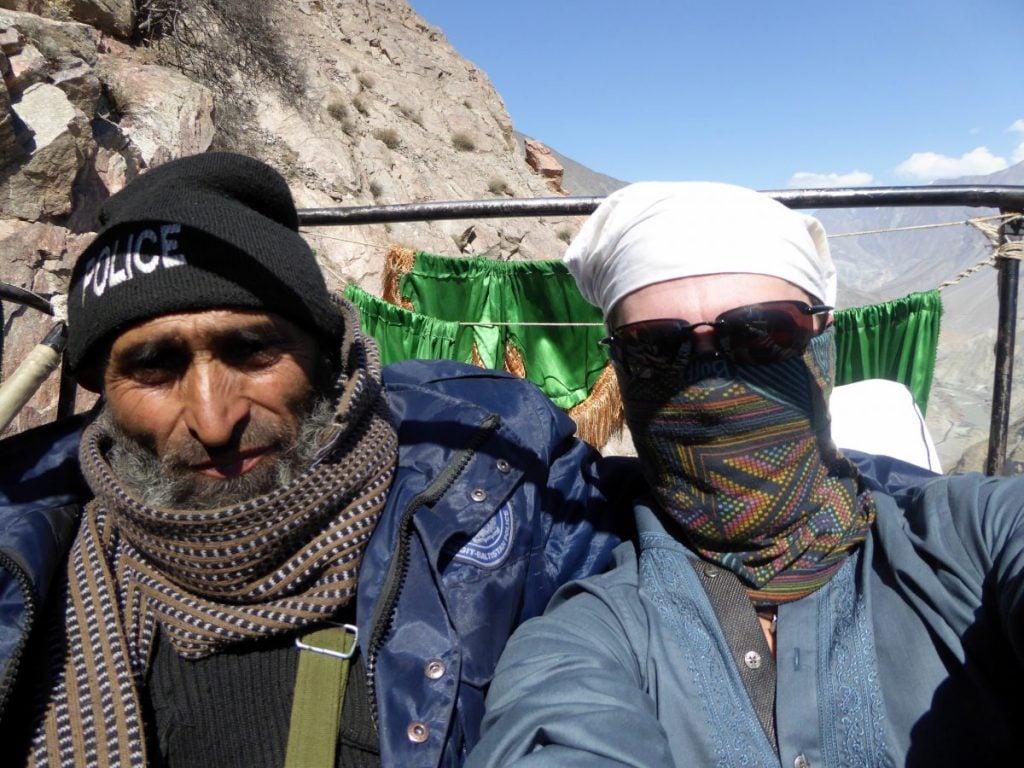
[622,328,875,606]
[28,299,399,768]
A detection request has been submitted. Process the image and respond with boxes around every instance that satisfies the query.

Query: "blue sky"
[409,1,1024,190]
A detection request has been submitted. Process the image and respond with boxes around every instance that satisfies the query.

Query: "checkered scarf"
[26,300,398,767]
[624,329,875,605]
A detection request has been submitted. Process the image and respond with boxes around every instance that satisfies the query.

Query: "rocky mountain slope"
[0,0,590,435]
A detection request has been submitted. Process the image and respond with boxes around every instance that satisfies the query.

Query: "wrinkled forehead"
[108,308,308,354]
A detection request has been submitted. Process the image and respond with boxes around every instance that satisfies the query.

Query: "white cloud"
[1007,119,1024,163]
[786,170,874,189]
[894,146,1008,181]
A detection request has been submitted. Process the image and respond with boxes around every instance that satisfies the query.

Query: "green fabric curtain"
[345,276,609,410]
[348,253,943,416]
[345,284,468,363]
[833,289,942,414]
[392,252,608,410]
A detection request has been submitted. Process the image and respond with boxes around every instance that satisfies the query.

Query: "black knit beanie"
[67,152,343,379]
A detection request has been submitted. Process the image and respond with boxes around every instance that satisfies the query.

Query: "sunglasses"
[601,300,832,378]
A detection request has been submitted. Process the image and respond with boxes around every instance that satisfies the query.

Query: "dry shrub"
[373,127,401,149]
[327,100,349,121]
[135,0,305,107]
[488,178,510,196]
[452,131,476,152]
[398,104,423,127]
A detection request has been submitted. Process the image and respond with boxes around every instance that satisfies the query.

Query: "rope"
[827,213,1017,239]
[969,213,1024,258]
[300,228,383,249]
[316,259,346,286]
[937,214,1024,289]
[937,256,997,290]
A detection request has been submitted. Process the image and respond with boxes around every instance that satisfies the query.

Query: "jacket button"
[794,754,810,768]
[703,565,719,578]
[496,459,511,473]
[470,488,487,502]
[424,659,446,679]
[407,721,429,743]
[744,651,762,669]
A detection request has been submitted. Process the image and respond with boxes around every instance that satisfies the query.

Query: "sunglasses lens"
[607,320,693,377]
[606,302,827,376]
[717,301,816,364]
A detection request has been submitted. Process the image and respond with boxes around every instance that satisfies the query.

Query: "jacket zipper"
[364,413,501,725]
[0,549,38,721]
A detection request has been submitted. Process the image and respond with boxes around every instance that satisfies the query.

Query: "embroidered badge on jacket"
[453,504,515,568]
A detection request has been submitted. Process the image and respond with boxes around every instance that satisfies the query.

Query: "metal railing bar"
[297,185,1024,226]
[764,185,1024,211]
[300,197,603,226]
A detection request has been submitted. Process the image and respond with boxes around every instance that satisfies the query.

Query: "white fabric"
[564,181,837,316]
[830,378,942,473]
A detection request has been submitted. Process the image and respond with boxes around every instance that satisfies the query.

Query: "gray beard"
[99,396,337,510]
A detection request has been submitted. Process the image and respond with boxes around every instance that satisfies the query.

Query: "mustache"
[95,396,337,510]
[160,417,295,469]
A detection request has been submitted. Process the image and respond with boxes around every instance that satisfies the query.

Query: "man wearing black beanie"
[0,152,629,767]
[66,151,345,387]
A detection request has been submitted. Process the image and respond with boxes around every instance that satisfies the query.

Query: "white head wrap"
[564,181,836,318]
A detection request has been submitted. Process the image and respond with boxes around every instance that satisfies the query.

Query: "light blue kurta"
[468,474,1024,767]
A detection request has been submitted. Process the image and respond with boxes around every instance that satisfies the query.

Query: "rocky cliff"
[0,0,585,436]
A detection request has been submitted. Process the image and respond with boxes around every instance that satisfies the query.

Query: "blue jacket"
[0,360,636,767]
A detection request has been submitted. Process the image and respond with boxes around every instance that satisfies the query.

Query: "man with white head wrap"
[468,182,1024,767]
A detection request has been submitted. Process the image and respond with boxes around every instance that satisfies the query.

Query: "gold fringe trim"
[470,343,484,369]
[567,364,624,449]
[503,340,527,379]
[382,246,417,310]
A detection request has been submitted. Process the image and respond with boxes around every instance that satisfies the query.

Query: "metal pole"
[985,216,1022,474]
[297,185,1024,226]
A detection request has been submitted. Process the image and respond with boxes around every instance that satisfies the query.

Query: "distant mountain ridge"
[817,162,1024,471]
[815,162,1024,308]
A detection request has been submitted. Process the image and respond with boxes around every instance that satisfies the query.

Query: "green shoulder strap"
[285,624,358,768]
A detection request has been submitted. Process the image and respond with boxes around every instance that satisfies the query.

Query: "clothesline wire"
[301,230,380,249]
[455,321,605,327]
[307,211,1024,306]
[303,212,1019,248]
[827,212,1017,239]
